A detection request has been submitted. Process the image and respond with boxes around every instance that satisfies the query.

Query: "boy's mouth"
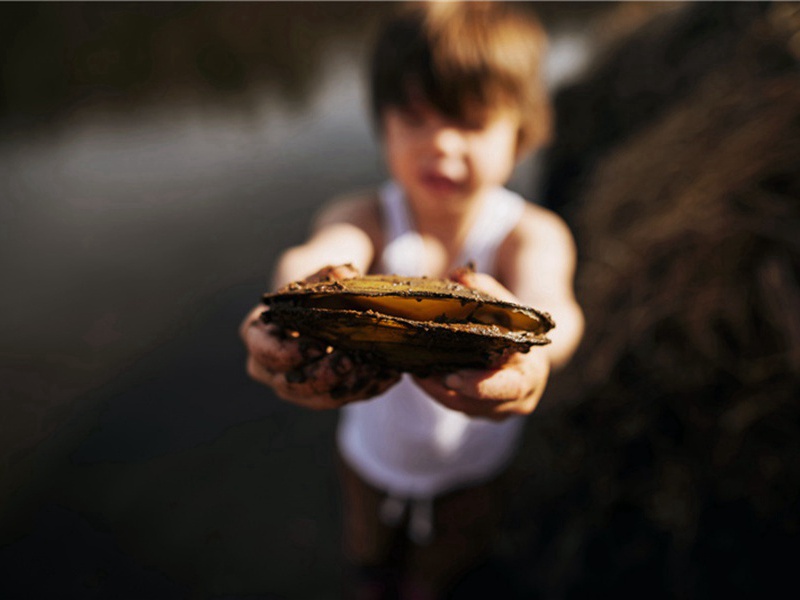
[419,172,464,194]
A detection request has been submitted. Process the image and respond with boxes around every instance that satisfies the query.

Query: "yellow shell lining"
[301,294,545,333]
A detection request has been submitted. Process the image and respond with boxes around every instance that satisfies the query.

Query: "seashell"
[262,273,554,374]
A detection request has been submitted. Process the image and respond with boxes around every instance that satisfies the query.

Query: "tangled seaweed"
[512,3,800,597]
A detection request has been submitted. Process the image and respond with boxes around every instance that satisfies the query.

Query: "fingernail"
[444,374,462,390]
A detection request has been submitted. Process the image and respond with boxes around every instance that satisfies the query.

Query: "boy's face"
[381,97,520,209]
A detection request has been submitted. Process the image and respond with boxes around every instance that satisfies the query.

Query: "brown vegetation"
[515,3,800,597]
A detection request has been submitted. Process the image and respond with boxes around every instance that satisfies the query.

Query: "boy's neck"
[406,186,494,261]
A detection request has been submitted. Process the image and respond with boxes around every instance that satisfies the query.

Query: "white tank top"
[336,181,527,499]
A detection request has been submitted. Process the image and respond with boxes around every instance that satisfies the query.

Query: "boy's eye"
[454,111,491,131]
[457,118,486,132]
[398,109,425,127]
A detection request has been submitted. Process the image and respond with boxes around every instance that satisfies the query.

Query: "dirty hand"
[413,267,551,420]
[240,264,401,409]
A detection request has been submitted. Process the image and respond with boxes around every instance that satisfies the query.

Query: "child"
[241,2,584,598]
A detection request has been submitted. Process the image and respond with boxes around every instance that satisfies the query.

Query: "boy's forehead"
[400,84,431,110]
[397,81,513,122]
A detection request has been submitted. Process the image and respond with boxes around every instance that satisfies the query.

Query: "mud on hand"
[258,316,401,406]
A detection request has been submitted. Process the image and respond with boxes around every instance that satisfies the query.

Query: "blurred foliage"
[541,2,797,215]
[0,2,394,129]
[0,1,630,132]
[517,2,800,597]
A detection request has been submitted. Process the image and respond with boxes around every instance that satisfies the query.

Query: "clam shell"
[262,274,554,374]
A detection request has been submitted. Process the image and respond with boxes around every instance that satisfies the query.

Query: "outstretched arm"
[240,194,400,408]
[500,207,585,371]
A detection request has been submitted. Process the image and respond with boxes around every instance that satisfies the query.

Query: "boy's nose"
[428,126,465,156]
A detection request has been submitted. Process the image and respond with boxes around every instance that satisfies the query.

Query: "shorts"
[337,453,510,598]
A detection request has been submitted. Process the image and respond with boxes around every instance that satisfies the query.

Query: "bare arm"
[500,206,585,371]
[271,193,379,288]
[240,193,400,407]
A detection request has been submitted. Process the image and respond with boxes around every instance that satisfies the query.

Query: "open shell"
[262,274,554,374]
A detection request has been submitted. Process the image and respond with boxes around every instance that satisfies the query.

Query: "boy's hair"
[369,1,552,154]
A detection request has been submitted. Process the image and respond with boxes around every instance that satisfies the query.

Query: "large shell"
[262,274,554,374]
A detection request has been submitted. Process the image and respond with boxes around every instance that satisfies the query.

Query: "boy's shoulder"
[497,197,578,276]
[497,199,578,294]
[514,200,575,248]
[313,188,383,245]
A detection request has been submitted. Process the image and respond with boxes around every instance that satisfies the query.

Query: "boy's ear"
[516,121,552,160]
[515,134,540,162]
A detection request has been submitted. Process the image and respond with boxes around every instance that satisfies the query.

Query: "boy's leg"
[337,454,405,600]
[402,475,508,600]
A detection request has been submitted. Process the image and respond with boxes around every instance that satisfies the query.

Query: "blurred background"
[1,2,798,599]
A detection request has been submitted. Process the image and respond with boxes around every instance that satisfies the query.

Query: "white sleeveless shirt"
[336,181,528,499]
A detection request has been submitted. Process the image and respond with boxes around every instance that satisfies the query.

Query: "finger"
[444,397,513,421]
[443,369,529,403]
[414,377,513,421]
[246,354,272,387]
[245,354,309,401]
[307,352,401,400]
[413,376,505,417]
[448,360,547,415]
[244,321,309,373]
[239,306,267,341]
[251,353,400,408]
[247,355,343,408]
[414,366,527,404]
[272,377,345,409]
[305,263,361,283]
[448,268,518,303]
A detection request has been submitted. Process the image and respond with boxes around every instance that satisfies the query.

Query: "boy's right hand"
[240,265,401,409]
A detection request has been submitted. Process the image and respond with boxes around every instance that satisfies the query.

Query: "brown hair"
[369,1,552,154]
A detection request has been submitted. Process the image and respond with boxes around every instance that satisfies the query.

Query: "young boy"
[241,2,584,598]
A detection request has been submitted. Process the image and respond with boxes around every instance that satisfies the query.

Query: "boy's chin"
[414,177,474,202]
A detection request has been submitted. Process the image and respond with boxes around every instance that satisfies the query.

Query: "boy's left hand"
[413,269,551,420]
